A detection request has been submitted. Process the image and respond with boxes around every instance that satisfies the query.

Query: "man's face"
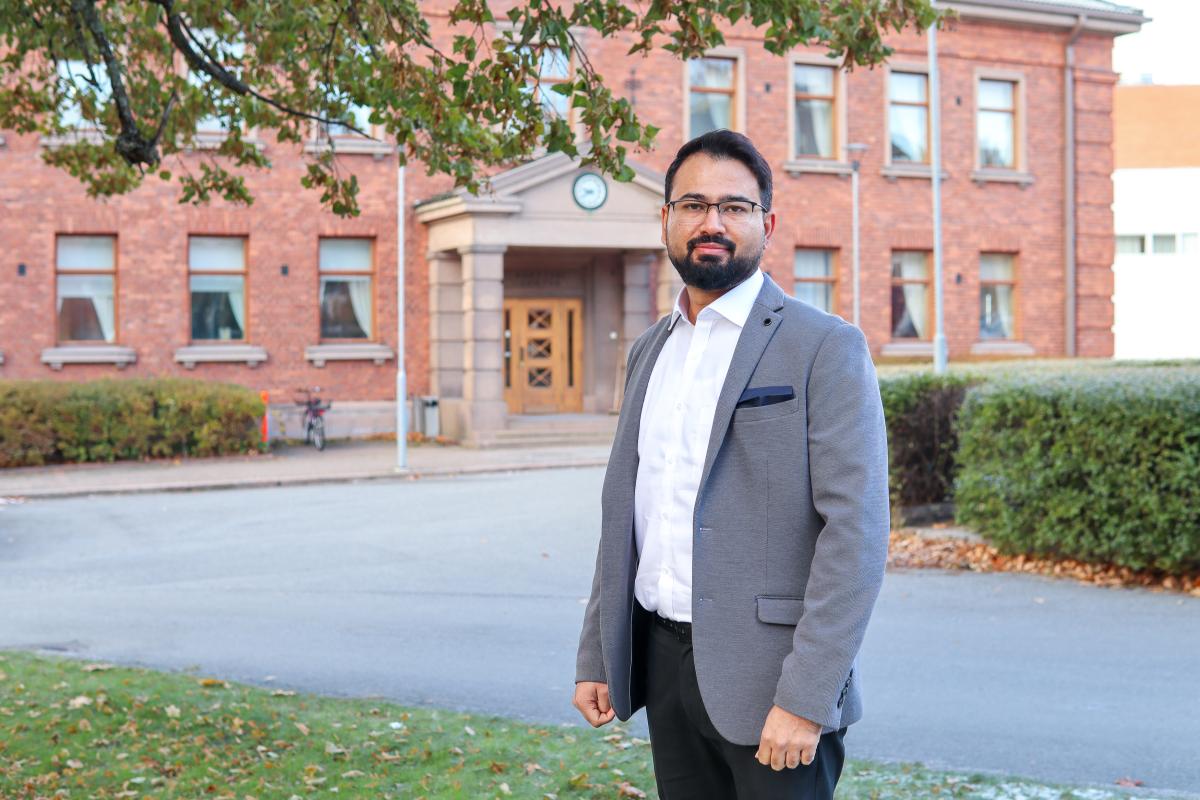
[660,153,776,291]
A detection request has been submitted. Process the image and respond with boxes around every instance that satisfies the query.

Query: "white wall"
[1111,168,1200,360]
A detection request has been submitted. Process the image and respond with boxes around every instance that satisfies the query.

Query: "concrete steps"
[487,414,618,448]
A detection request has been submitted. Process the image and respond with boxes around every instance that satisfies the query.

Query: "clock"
[572,172,608,211]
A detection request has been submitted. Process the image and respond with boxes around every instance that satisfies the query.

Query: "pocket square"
[735,384,795,409]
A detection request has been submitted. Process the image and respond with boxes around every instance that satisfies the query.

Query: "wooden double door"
[503,298,583,413]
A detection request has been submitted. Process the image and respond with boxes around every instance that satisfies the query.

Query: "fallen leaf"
[198,678,229,688]
[1115,777,1144,787]
[82,663,114,672]
[616,783,647,798]
[68,695,93,709]
[294,722,310,736]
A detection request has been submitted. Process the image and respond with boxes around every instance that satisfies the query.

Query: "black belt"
[652,612,692,644]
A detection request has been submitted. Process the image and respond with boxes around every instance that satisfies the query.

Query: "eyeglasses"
[666,199,767,225]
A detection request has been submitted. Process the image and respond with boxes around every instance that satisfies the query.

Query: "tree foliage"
[0,0,941,216]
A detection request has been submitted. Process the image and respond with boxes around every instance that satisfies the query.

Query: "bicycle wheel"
[311,416,326,451]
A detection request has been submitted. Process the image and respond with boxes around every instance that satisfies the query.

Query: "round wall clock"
[572,172,608,211]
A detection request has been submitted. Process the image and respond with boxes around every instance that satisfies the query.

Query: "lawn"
[0,650,1164,799]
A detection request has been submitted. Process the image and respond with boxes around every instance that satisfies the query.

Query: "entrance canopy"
[415,152,667,252]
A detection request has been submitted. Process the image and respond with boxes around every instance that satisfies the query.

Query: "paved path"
[0,439,611,498]
[0,468,1196,795]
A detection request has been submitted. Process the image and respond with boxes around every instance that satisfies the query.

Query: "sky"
[1111,0,1200,84]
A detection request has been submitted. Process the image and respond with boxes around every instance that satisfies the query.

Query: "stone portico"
[416,154,683,446]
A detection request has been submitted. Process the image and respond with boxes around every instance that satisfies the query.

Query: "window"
[793,64,836,159]
[189,30,246,133]
[979,254,1016,341]
[319,238,373,340]
[189,237,246,341]
[793,250,836,313]
[57,235,116,343]
[889,71,928,163]
[890,251,930,339]
[56,60,111,130]
[530,47,570,119]
[1115,235,1145,254]
[688,57,736,137]
[978,79,1017,169]
[1152,234,1177,254]
[1182,233,1198,254]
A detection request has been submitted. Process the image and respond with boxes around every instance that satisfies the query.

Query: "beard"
[668,234,763,291]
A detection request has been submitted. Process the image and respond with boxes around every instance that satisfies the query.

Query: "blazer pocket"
[733,395,799,422]
[756,595,805,625]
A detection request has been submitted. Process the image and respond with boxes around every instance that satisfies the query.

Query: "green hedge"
[953,369,1200,574]
[0,378,265,467]
[879,373,977,509]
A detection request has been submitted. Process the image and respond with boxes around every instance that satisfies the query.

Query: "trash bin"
[412,395,440,438]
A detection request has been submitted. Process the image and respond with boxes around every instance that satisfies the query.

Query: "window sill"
[971,169,1034,187]
[881,164,949,182]
[879,341,933,357]
[303,137,397,159]
[305,343,395,367]
[183,131,265,151]
[782,159,854,177]
[41,345,137,370]
[970,340,1034,356]
[40,129,108,148]
[174,344,267,369]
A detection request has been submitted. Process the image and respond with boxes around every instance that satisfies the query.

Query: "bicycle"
[294,386,331,451]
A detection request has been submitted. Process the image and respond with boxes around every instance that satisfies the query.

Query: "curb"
[0,458,610,501]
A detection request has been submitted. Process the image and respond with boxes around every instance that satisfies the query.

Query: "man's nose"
[697,204,727,236]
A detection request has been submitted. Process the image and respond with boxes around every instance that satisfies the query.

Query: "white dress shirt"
[633,267,765,622]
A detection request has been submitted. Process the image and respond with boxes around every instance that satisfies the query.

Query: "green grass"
[0,650,1166,799]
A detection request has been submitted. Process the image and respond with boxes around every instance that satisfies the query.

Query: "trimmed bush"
[879,373,978,508]
[953,369,1200,574]
[0,378,265,467]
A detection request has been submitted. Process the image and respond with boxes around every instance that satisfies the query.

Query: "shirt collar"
[668,268,764,331]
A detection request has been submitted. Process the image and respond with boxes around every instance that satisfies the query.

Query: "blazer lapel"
[696,273,787,500]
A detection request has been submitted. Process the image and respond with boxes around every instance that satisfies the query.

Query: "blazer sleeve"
[575,324,655,685]
[772,322,890,729]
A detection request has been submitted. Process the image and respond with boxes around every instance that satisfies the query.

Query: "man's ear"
[762,210,777,248]
[660,204,670,246]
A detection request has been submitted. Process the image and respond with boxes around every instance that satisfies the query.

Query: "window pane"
[1182,233,1198,253]
[190,275,245,340]
[890,105,928,162]
[979,79,1014,110]
[1115,235,1145,254]
[319,238,373,272]
[320,277,372,339]
[189,237,245,272]
[1152,234,1177,254]
[690,91,731,137]
[795,281,834,313]
[794,99,834,158]
[891,283,929,339]
[794,249,834,280]
[539,47,570,80]
[889,72,927,103]
[980,253,1014,282]
[539,87,569,119]
[56,59,112,129]
[57,235,115,270]
[891,251,929,280]
[325,102,372,136]
[979,110,1015,168]
[793,64,833,96]
[57,275,114,342]
[689,58,734,89]
[980,283,1015,340]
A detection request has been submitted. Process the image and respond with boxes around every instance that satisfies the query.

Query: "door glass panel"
[527,338,551,358]
[528,309,552,329]
[528,367,552,387]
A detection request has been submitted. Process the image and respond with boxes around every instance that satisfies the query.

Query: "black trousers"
[638,602,847,800]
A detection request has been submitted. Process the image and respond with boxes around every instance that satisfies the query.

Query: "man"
[572,130,890,799]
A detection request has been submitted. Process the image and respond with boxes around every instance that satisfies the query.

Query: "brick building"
[0,0,1145,445]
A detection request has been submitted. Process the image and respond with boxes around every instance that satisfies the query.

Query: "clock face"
[572,173,607,211]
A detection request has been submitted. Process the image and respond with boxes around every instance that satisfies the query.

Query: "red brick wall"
[0,8,1121,404]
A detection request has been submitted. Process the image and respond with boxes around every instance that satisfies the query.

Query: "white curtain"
[58,275,114,342]
[227,281,245,333]
[996,285,1015,339]
[347,278,372,337]
[896,254,929,339]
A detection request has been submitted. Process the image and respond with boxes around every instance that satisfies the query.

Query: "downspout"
[395,162,409,471]
[1064,14,1086,357]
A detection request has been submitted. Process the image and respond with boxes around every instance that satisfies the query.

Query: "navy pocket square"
[735,385,795,409]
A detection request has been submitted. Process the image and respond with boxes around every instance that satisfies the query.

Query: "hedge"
[0,378,265,467]
[879,373,977,509]
[953,368,1200,574]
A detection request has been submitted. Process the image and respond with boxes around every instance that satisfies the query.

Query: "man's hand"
[573,681,616,727]
[755,705,822,770]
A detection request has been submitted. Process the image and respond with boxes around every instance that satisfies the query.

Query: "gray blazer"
[575,271,890,745]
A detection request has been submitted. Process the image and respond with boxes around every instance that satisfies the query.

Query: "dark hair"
[663,129,773,211]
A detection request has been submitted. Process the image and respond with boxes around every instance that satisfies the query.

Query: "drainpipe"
[1064,15,1086,357]
[395,163,409,471]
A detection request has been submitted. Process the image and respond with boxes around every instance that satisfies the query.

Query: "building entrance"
[503,297,584,413]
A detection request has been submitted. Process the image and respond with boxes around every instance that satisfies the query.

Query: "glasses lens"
[719,201,754,219]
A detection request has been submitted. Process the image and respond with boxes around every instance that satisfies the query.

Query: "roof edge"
[945,0,1148,35]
